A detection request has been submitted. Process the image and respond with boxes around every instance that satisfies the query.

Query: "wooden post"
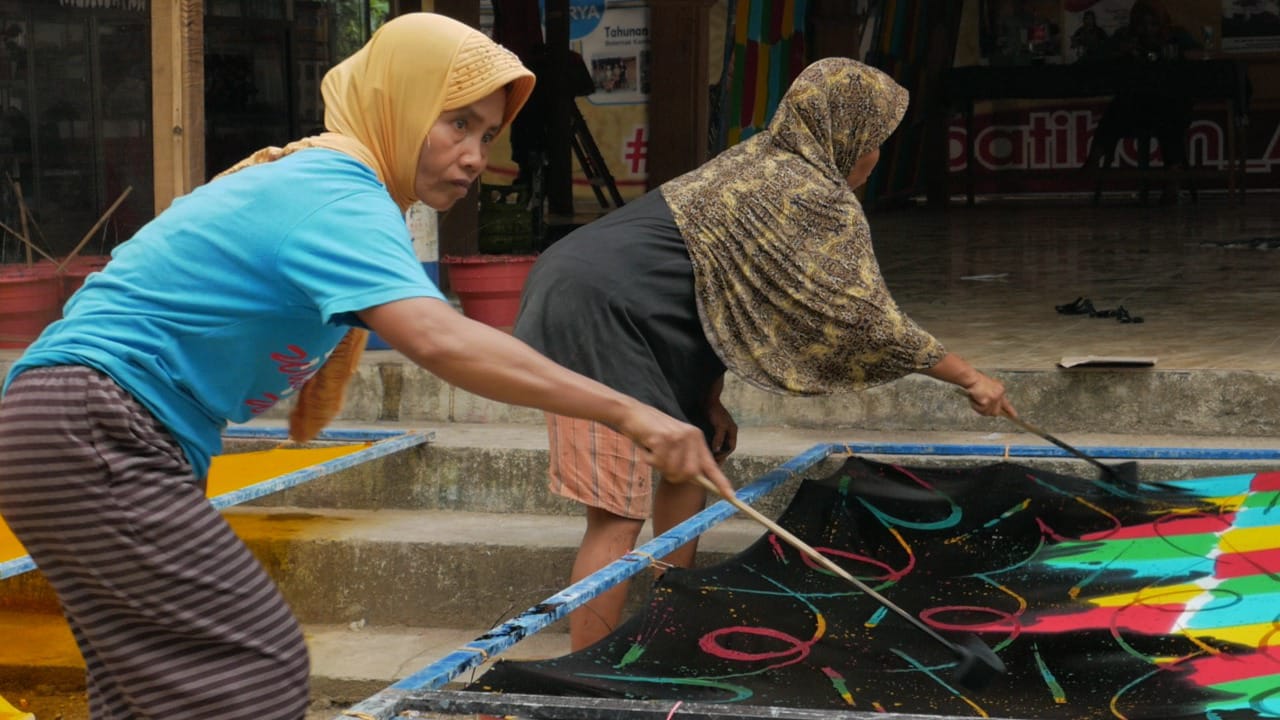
[646,0,715,189]
[151,0,204,214]
[430,0,482,288]
[543,0,573,216]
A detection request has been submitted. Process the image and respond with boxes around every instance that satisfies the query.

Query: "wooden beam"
[543,0,573,215]
[646,0,715,189]
[429,0,483,272]
[151,0,204,213]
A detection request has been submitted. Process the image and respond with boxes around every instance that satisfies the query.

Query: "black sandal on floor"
[1055,297,1096,315]
[1115,306,1144,323]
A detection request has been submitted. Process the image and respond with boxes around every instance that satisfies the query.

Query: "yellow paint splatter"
[1,444,367,567]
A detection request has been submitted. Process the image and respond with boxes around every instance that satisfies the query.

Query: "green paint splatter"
[1033,642,1068,704]
[614,642,645,669]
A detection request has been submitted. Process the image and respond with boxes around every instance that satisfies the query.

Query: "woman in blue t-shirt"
[0,13,733,720]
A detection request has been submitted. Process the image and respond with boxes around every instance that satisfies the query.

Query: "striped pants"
[0,367,309,719]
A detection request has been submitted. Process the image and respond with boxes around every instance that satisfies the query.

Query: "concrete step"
[9,423,1277,624]
[0,613,569,719]
[229,506,762,628]
[235,422,1280,514]
[4,507,765,626]
[0,504,752,716]
[246,351,1280,438]
[10,355,1275,438]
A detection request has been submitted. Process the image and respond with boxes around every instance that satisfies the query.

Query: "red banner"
[949,101,1280,195]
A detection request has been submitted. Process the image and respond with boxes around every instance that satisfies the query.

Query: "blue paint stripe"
[1233,498,1280,528]
[767,37,784,123]
[222,426,411,441]
[1163,474,1257,496]
[1054,555,1216,580]
[1183,590,1280,630]
[0,556,35,579]
[209,431,430,510]
[747,0,762,39]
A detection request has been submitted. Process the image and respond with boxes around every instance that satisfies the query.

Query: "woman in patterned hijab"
[662,58,998,396]
[516,57,1014,652]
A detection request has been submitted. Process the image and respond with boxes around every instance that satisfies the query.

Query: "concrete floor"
[871,194,1280,373]
[3,192,1277,376]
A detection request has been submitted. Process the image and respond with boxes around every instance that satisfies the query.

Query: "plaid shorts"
[545,412,654,520]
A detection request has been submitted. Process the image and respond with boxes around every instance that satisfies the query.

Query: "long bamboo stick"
[12,180,31,266]
[0,219,57,264]
[55,186,133,273]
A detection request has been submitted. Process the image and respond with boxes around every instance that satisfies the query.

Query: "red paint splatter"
[1215,547,1280,579]
[699,625,812,665]
[1022,604,1185,634]
[1181,651,1280,686]
[1079,513,1235,541]
[1251,472,1280,492]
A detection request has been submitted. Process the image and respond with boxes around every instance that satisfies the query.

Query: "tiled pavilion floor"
[869,193,1280,373]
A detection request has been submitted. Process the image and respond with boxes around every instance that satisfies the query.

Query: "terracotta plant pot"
[59,254,111,303]
[0,264,62,349]
[442,254,538,331]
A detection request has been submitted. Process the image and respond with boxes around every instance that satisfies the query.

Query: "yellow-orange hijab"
[216,13,535,440]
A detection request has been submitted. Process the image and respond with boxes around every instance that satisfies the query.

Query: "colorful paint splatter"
[469,457,1280,718]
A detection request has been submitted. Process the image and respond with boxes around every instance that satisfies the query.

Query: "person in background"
[1087,0,1202,204]
[515,58,1016,652]
[1108,0,1199,61]
[0,13,731,720]
[1071,10,1110,62]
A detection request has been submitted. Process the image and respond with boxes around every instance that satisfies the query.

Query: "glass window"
[0,12,31,263]
[31,18,96,252]
[98,19,152,244]
[0,4,150,261]
[329,0,389,59]
[205,18,291,176]
[205,0,286,19]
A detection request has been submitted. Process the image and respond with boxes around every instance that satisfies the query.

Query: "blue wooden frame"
[338,440,1280,719]
[0,427,431,580]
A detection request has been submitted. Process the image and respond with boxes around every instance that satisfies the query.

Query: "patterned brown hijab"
[660,58,945,395]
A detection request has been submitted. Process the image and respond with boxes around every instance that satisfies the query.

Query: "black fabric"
[514,189,725,437]
[467,456,1277,719]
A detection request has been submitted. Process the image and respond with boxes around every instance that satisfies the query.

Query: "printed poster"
[1221,0,1280,51]
[575,4,650,106]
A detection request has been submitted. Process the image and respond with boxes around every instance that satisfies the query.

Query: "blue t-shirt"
[3,149,445,477]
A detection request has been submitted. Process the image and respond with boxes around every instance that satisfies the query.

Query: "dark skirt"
[514,189,726,438]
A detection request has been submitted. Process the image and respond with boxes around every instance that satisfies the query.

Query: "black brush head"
[1105,460,1141,487]
[952,635,1006,691]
